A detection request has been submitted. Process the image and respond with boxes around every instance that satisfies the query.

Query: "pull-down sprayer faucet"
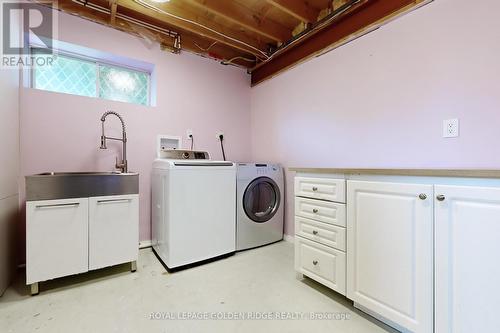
[100,111,128,173]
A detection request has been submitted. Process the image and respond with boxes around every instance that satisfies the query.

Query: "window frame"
[30,47,152,106]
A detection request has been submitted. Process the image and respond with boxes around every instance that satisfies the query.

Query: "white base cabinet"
[89,195,139,270]
[26,194,139,293]
[435,185,500,333]
[294,176,347,296]
[295,172,500,333]
[26,198,89,285]
[347,180,434,333]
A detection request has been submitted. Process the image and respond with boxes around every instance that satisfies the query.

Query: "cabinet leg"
[30,283,39,296]
[131,260,137,272]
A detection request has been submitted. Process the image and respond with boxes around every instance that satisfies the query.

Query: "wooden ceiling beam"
[185,0,291,43]
[252,0,419,85]
[117,0,269,59]
[109,0,117,25]
[266,0,320,23]
[51,1,256,68]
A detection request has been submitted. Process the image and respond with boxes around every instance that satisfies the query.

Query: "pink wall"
[20,10,252,247]
[250,0,500,235]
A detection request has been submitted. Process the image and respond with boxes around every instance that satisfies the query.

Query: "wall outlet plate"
[443,118,459,138]
[216,131,224,140]
[186,129,193,139]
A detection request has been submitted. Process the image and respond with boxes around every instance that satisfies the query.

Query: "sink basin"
[26,172,139,201]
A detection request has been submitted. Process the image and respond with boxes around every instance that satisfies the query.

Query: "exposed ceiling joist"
[186,0,290,43]
[41,0,430,83]
[266,0,320,23]
[109,0,117,25]
[117,0,268,59]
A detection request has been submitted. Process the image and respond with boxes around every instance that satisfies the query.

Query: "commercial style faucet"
[100,111,128,173]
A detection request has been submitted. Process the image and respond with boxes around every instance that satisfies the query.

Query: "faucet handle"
[115,157,126,173]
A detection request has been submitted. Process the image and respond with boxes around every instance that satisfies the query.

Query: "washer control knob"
[182,152,190,159]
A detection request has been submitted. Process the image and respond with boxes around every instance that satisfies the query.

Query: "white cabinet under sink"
[26,194,139,294]
[26,198,89,286]
[89,195,139,270]
[346,180,433,333]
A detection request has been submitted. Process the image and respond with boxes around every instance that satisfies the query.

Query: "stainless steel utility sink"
[26,172,139,201]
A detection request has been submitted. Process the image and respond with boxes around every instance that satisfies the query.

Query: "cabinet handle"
[97,199,132,204]
[312,260,318,265]
[436,195,446,202]
[36,202,80,209]
[312,230,318,235]
[312,187,318,192]
[312,208,319,213]
[419,193,427,200]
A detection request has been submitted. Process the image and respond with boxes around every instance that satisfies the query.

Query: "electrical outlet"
[216,131,224,140]
[186,129,193,139]
[443,118,459,138]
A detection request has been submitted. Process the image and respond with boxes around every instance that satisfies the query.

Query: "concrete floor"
[0,241,396,333]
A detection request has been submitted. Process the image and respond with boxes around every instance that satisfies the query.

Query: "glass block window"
[34,53,97,97]
[99,65,149,106]
[32,49,150,106]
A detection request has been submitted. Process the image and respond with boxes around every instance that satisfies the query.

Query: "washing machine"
[237,163,284,251]
[152,149,236,270]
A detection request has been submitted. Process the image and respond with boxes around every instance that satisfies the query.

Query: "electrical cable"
[219,135,226,161]
[134,0,269,60]
[189,134,194,150]
[194,41,217,52]
[221,56,256,65]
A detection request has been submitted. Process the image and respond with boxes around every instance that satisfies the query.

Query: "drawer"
[295,177,345,203]
[295,236,346,295]
[295,197,346,227]
[295,216,346,251]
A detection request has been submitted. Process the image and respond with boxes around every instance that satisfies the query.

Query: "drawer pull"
[312,187,318,192]
[436,195,446,202]
[312,230,319,235]
[97,199,132,204]
[36,202,80,209]
[312,208,319,213]
[313,260,318,265]
[419,193,427,200]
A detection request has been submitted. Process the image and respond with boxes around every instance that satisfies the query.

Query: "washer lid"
[243,176,281,223]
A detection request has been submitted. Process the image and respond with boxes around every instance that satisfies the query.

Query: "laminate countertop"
[288,168,500,178]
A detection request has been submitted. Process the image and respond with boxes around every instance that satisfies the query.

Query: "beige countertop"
[288,168,500,178]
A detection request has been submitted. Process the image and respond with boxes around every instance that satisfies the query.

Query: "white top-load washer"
[237,163,284,251]
[152,150,236,270]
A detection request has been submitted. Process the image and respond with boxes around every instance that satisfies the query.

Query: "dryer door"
[243,177,281,223]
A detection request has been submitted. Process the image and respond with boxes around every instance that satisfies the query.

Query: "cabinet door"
[435,185,500,333]
[89,195,139,270]
[347,181,433,333]
[26,198,88,284]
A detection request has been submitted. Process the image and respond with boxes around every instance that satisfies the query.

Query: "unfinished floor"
[0,241,395,333]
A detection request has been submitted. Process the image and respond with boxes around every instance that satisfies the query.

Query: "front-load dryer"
[236,163,284,251]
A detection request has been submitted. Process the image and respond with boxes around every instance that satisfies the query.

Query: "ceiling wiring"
[194,41,218,52]
[221,56,256,66]
[250,0,366,71]
[134,0,270,60]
